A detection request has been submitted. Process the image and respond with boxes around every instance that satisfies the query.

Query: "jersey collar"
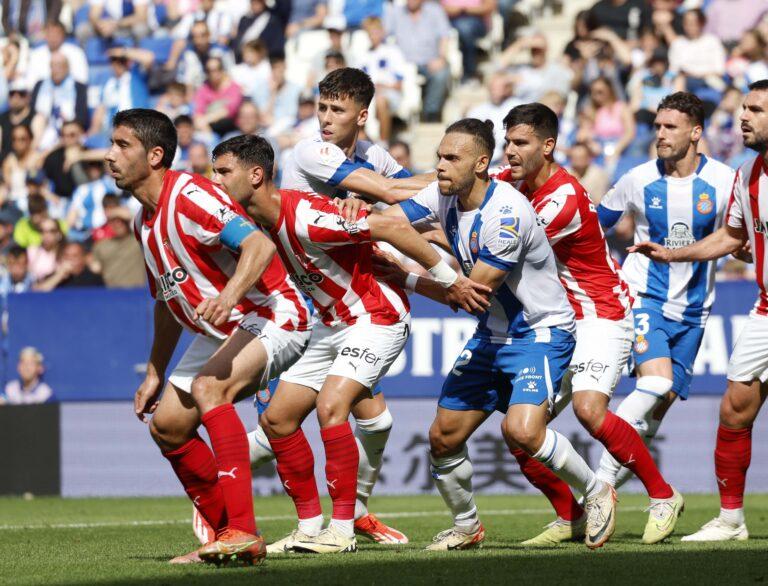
[655,155,708,177]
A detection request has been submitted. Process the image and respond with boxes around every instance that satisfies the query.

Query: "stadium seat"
[84,37,110,66]
[138,37,174,65]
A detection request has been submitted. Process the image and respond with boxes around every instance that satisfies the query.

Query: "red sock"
[715,424,752,509]
[511,448,584,521]
[321,422,358,521]
[270,428,322,519]
[164,434,227,534]
[593,411,673,499]
[201,403,256,534]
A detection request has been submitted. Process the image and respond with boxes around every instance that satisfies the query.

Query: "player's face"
[212,152,255,203]
[503,124,549,181]
[105,125,153,191]
[740,90,768,152]
[654,108,700,161]
[435,132,483,196]
[317,95,367,145]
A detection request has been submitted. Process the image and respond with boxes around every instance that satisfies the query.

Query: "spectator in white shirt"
[172,0,234,47]
[230,39,272,100]
[0,347,53,405]
[87,0,150,40]
[466,72,518,165]
[26,21,88,88]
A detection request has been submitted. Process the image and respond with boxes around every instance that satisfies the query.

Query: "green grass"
[1,494,767,585]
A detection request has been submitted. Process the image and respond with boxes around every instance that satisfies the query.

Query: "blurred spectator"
[668,9,726,117]
[188,142,212,177]
[257,56,301,136]
[155,81,193,120]
[582,76,635,174]
[13,194,66,248]
[1,0,52,39]
[174,20,234,92]
[707,85,750,168]
[41,120,91,201]
[466,72,518,165]
[66,162,116,241]
[705,0,768,47]
[30,52,89,151]
[90,193,121,241]
[275,92,319,152]
[359,16,407,144]
[231,39,271,101]
[389,139,419,174]
[309,16,349,84]
[628,49,674,127]
[0,245,33,294]
[172,0,234,47]
[92,205,146,288]
[90,48,154,139]
[569,27,631,103]
[1,124,38,214]
[286,0,327,39]
[0,33,24,95]
[193,56,243,136]
[728,29,768,90]
[0,347,53,405]
[224,100,264,140]
[566,141,610,203]
[234,0,290,59]
[26,217,64,281]
[385,0,453,123]
[36,241,104,290]
[172,114,202,170]
[442,0,496,83]
[345,0,383,31]
[588,0,651,43]
[0,81,34,162]
[86,0,149,41]
[26,20,88,88]
[0,209,19,252]
[499,33,572,103]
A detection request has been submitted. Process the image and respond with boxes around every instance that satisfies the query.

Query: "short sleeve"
[600,173,633,212]
[293,140,365,186]
[478,204,526,271]
[301,197,373,249]
[725,170,745,230]
[399,182,440,225]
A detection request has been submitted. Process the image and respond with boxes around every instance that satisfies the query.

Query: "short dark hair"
[748,79,768,92]
[318,67,375,108]
[62,119,84,131]
[657,91,705,127]
[444,118,495,158]
[12,123,33,139]
[7,245,26,259]
[503,103,559,141]
[28,194,47,215]
[174,114,193,127]
[102,193,121,208]
[112,109,177,168]
[390,139,411,156]
[685,8,706,26]
[212,134,274,173]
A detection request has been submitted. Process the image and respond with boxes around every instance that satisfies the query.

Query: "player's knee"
[149,415,185,452]
[316,397,348,428]
[719,384,759,427]
[428,423,460,458]
[505,420,544,453]
[572,397,606,434]
[259,410,298,439]
[190,376,226,406]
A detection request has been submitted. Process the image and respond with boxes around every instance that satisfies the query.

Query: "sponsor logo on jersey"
[570,359,609,376]
[649,196,663,210]
[157,267,188,301]
[524,380,539,392]
[499,205,514,214]
[336,216,361,235]
[754,218,768,234]
[696,193,713,214]
[634,334,649,354]
[291,272,324,294]
[664,222,696,249]
[498,217,520,239]
[340,346,381,365]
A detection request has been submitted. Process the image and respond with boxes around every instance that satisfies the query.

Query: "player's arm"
[135,301,183,422]
[338,168,437,205]
[629,224,748,263]
[366,213,491,313]
[195,216,277,327]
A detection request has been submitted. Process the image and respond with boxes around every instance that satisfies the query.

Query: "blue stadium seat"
[84,37,110,66]
[138,37,174,65]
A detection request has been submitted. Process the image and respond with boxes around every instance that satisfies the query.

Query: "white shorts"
[168,314,311,392]
[727,313,768,383]
[554,315,633,415]
[279,315,411,393]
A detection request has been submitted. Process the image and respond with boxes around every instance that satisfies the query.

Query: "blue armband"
[220,215,258,251]
[597,205,623,229]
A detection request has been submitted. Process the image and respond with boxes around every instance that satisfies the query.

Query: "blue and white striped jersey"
[599,156,735,325]
[400,180,575,342]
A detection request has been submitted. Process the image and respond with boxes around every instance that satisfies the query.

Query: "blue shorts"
[631,306,706,400]
[439,329,575,413]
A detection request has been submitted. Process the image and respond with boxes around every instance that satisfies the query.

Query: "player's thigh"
[316,375,371,427]
[167,334,223,394]
[720,379,768,428]
[569,316,633,397]
[631,307,673,378]
[149,382,200,450]
[352,392,387,420]
[279,322,337,392]
[260,379,319,438]
[429,406,489,457]
[726,314,768,391]
[667,321,706,400]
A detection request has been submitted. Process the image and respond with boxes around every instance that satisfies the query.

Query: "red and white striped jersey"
[492,166,632,321]
[726,155,768,316]
[134,170,310,339]
[268,189,410,327]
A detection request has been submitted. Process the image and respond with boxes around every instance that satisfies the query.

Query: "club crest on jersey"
[696,193,713,214]
[469,230,479,254]
[664,222,695,249]
[634,334,649,354]
[157,267,188,301]
[649,196,663,210]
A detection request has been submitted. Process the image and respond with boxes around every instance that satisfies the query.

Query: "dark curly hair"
[657,92,705,128]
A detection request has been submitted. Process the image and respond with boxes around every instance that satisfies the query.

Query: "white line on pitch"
[0,506,648,531]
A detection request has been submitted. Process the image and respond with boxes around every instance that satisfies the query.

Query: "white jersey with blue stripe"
[400,180,575,342]
[600,156,735,325]
[280,135,411,197]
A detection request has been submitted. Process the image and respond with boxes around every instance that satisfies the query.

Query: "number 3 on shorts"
[635,312,650,336]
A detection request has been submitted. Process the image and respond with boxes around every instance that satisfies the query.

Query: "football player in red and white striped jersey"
[211,134,490,554]
[106,109,311,565]
[632,81,768,542]
[494,103,682,546]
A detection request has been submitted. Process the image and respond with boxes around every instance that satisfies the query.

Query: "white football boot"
[681,517,748,542]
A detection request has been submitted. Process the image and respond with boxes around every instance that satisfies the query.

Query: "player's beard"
[744,134,768,154]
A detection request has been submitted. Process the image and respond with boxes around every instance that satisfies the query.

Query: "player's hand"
[134,375,162,423]
[333,196,371,222]
[445,275,492,314]
[372,248,408,287]
[732,241,753,263]
[195,295,234,327]
[627,241,673,263]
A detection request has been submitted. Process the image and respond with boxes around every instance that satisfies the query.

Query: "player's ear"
[542,137,556,157]
[148,146,165,168]
[691,124,703,143]
[475,154,490,174]
[357,106,369,128]
[250,165,263,186]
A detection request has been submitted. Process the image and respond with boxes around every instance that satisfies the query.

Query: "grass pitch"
[0,493,766,585]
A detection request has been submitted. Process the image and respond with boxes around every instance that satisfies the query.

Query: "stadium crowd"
[0,0,766,294]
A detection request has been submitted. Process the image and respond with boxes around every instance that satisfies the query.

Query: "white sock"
[330,518,355,538]
[247,425,275,470]
[720,507,745,526]
[534,428,599,499]
[430,447,479,530]
[298,514,324,537]
[353,408,393,520]
[595,376,672,486]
